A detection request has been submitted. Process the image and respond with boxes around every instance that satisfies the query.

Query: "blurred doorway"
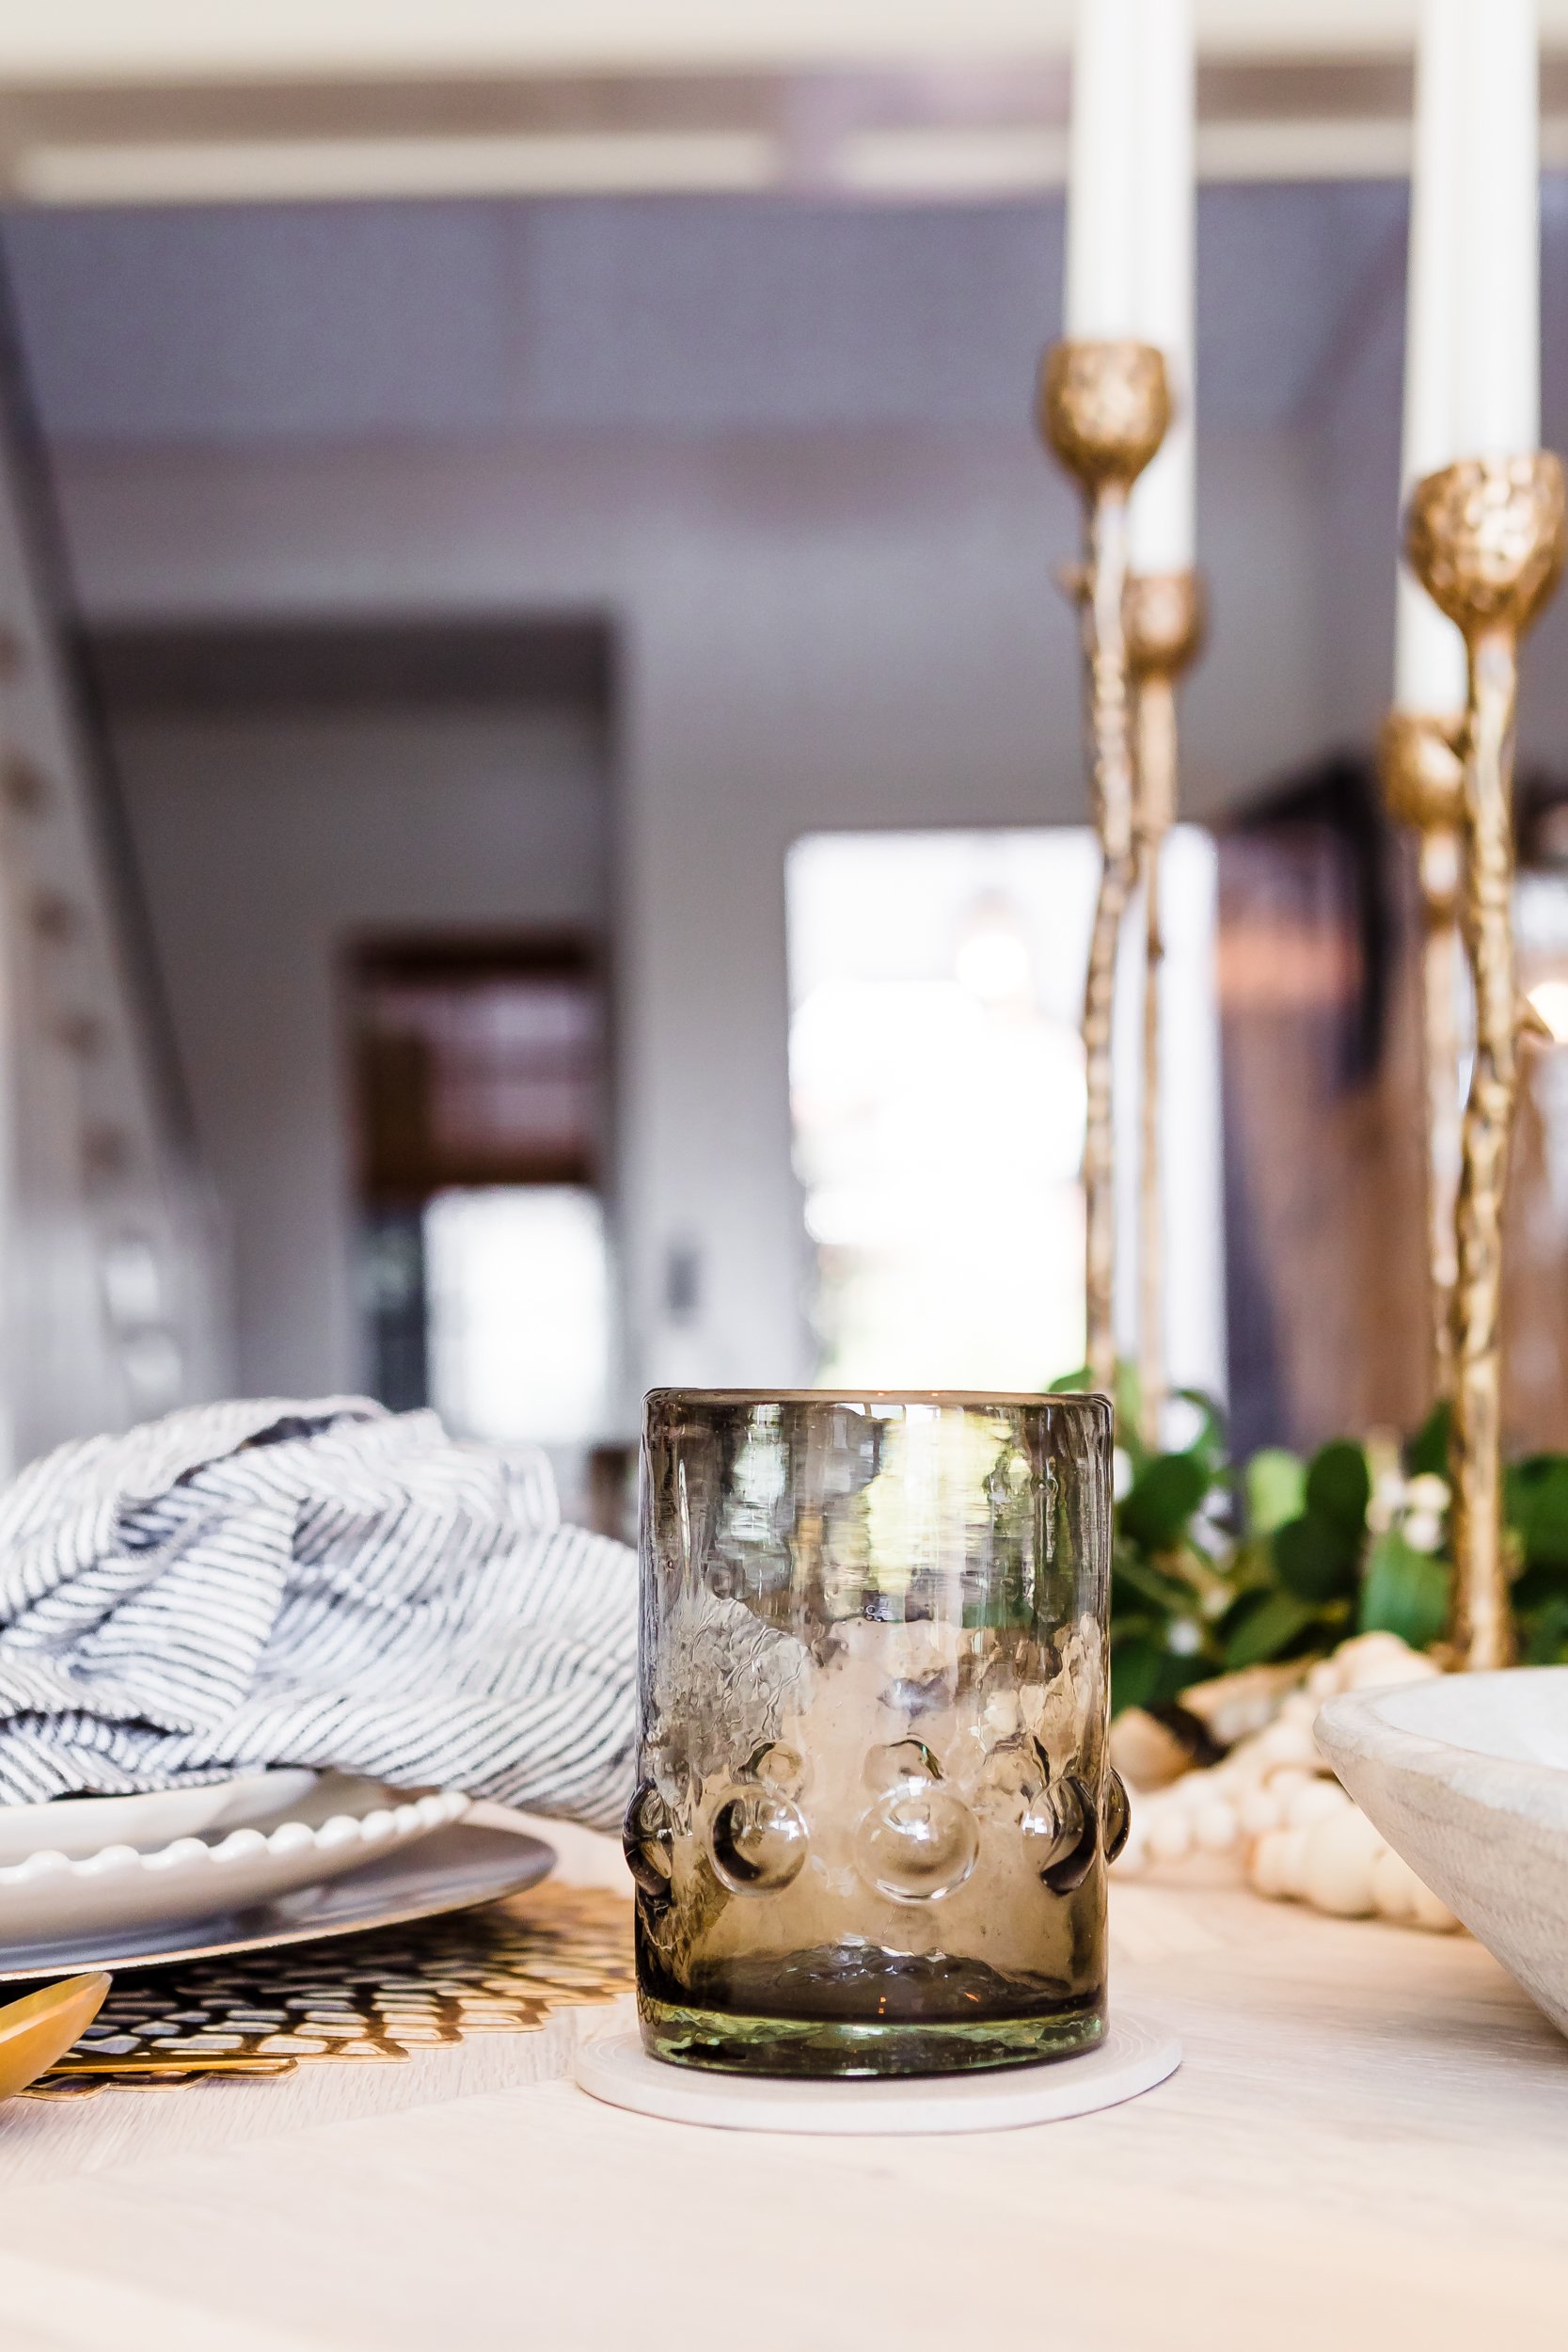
[348,934,613,1484]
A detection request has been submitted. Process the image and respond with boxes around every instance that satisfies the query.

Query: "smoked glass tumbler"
[625,1390,1126,2078]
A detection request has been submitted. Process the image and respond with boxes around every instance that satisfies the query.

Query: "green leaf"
[1048,1367,1091,1395]
[1171,1389,1227,1476]
[1406,1402,1450,1480]
[1110,1632,1204,1715]
[1273,1511,1358,1602]
[1512,1558,1568,1613]
[1359,1531,1449,1651]
[1246,1448,1307,1537]
[1221,1586,1322,1671]
[1224,1531,1282,1596]
[1119,1452,1210,1553]
[1521,1591,1568,1665]
[1505,1456,1568,1573]
[1112,1550,1198,1620]
[1304,1440,1371,1541]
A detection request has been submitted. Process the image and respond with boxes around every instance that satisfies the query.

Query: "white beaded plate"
[576,2009,1181,2136]
[0,1788,471,1943]
[0,1770,321,1866]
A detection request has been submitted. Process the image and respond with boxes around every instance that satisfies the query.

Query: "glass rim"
[643,1387,1110,1410]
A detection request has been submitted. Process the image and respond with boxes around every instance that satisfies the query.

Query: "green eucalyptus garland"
[1056,1371,1568,1715]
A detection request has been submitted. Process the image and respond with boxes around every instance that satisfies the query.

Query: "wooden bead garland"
[1111,1632,1461,1932]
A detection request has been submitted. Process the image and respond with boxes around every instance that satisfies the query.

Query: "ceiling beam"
[5,3,1568,88]
[6,9,1568,207]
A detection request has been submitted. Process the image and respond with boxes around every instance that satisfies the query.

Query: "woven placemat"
[24,1883,636,2100]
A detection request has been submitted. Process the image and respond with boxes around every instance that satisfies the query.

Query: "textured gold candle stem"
[1406,453,1567,1671]
[1379,709,1465,1401]
[1418,826,1463,1393]
[1079,480,1137,1399]
[1451,619,1519,1667]
[1127,572,1205,1447]
[1038,341,1169,1399]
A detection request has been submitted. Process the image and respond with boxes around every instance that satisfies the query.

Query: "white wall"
[0,421,223,1466]
[71,419,1321,1414]
[112,704,610,1399]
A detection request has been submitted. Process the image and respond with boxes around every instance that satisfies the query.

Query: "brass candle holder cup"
[625,1390,1126,2079]
[1404,452,1568,1670]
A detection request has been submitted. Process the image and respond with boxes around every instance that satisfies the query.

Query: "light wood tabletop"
[0,1824,1562,2352]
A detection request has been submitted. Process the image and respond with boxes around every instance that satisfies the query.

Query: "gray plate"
[0,1823,556,1983]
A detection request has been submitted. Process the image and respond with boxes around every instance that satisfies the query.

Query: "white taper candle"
[1455,0,1539,456]
[1396,0,1469,713]
[1129,0,1196,572]
[1065,0,1140,339]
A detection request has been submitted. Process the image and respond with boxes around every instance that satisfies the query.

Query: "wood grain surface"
[0,1825,1562,2352]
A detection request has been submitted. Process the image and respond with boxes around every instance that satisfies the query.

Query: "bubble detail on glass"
[708,1787,809,1893]
[622,1778,675,1906]
[1022,1773,1100,1895]
[746,1740,807,1797]
[862,1738,941,1794]
[1102,1766,1132,1865]
[854,1766,980,1905]
[975,1733,1050,1822]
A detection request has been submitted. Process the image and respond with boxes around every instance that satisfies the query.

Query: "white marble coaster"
[574,2010,1180,2136]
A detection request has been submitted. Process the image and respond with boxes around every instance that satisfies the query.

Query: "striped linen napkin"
[0,1398,637,1830]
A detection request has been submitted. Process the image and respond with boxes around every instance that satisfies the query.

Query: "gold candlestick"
[1405,453,1567,1670]
[1379,707,1465,1401]
[1038,339,1170,1398]
[1126,570,1204,1448]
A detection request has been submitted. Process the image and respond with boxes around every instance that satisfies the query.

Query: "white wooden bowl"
[1316,1667,1568,2038]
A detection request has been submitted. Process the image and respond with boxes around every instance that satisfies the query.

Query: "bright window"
[785,827,1225,1400]
[423,1184,610,1447]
